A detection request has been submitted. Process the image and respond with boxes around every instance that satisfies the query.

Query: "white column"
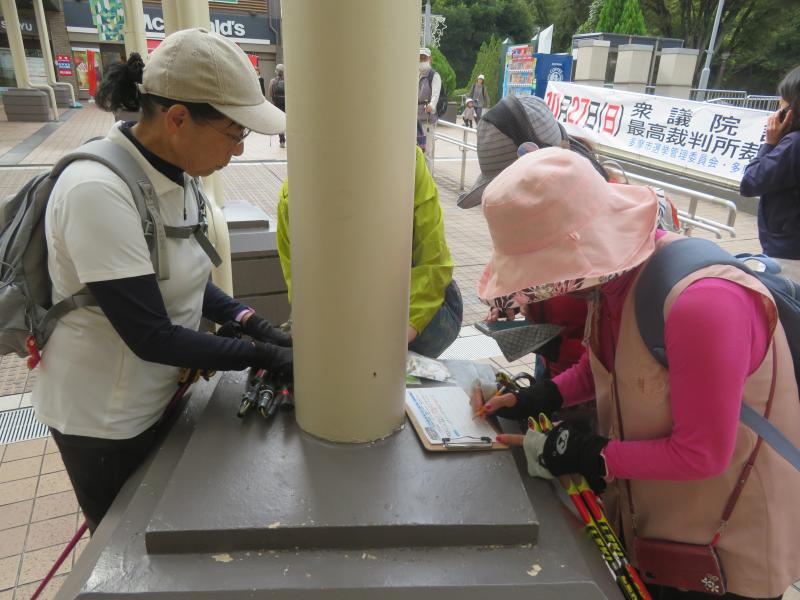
[160,0,232,295]
[656,48,700,99]
[30,0,62,117]
[284,0,418,442]
[613,44,653,94]
[122,0,148,59]
[574,39,610,88]
[1,0,32,88]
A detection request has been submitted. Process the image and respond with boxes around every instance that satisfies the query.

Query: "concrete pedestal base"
[227,201,290,325]
[615,82,648,93]
[655,84,691,99]
[53,84,73,107]
[56,373,624,599]
[1,88,51,121]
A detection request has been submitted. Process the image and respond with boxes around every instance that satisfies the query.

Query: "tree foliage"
[577,0,605,34]
[432,0,534,86]
[431,47,457,96]
[640,0,800,94]
[614,0,647,35]
[595,0,624,32]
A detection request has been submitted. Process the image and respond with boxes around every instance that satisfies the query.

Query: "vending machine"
[501,44,535,98]
[501,43,573,99]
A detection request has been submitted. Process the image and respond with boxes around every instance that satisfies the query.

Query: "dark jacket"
[740,131,800,259]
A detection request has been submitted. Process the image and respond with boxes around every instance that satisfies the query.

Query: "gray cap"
[457,95,566,209]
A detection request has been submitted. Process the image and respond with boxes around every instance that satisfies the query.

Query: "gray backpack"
[0,138,221,365]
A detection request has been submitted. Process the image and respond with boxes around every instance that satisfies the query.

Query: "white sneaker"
[280,141,286,148]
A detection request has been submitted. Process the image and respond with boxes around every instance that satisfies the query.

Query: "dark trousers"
[274,99,286,144]
[647,584,781,600]
[50,423,160,534]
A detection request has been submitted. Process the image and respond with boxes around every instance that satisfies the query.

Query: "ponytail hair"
[95,53,144,113]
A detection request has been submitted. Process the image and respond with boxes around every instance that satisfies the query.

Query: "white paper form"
[405,386,497,445]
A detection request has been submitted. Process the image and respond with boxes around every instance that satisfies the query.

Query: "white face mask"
[419,61,431,73]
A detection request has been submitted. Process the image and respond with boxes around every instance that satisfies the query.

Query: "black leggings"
[647,584,782,600]
[50,424,160,534]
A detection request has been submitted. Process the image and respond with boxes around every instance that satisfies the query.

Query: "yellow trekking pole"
[531,415,650,600]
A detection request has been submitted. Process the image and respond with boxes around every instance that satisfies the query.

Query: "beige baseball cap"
[140,28,285,135]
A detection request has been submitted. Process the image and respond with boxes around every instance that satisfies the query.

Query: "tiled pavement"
[1,104,795,599]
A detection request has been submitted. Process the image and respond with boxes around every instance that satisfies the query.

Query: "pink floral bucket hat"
[478,147,659,310]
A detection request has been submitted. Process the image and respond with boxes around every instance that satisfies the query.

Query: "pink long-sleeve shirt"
[553,246,770,481]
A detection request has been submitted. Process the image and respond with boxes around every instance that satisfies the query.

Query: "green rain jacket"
[276,146,454,334]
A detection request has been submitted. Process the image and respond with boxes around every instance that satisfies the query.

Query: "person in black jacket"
[740,65,800,280]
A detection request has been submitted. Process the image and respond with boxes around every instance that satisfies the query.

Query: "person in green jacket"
[276,146,462,358]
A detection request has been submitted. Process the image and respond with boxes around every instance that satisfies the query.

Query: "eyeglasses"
[206,120,251,145]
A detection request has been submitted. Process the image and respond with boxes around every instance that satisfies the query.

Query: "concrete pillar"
[655,47,699,99]
[32,0,74,109]
[122,0,148,59]
[574,39,610,87]
[283,0,417,442]
[160,0,233,295]
[0,0,51,121]
[162,0,211,36]
[613,43,653,94]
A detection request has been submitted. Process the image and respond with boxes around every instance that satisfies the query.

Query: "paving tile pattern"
[0,437,86,599]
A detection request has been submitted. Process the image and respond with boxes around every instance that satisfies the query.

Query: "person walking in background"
[267,64,287,148]
[463,98,476,128]
[740,65,800,280]
[256,66,265,96]
[417,47,441,168]
[468,74,490,123]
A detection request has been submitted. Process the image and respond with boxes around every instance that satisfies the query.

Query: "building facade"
[1,0,281,100]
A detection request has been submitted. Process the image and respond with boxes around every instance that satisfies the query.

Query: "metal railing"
[429,121,736,238]
[690,88,748,102]
[742,95,781,112]
[431,119,477,189]
[704,94,780,112]
[603,162,737,238]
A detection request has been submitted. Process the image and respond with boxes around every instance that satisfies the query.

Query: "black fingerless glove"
[494,379,563,421]
[243,314,292,347]
[540,422,609,493]
[253,342,294,379]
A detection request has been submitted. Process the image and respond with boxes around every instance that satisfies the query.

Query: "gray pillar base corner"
[52,84,74,108]
[1,88,51,122]
[226,201,291,324]
[56,372,624,599]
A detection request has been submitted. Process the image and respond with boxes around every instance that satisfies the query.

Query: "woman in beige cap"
[32,28,290,533]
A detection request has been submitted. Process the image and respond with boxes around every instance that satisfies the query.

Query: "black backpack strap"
[635,237,747,367]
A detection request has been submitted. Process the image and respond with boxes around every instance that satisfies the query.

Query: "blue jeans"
[408,280,463,358]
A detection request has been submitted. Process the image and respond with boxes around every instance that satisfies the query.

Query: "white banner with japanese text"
[544,82,770,184]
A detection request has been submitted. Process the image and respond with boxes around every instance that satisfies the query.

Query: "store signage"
[546,82,769,184]
[63,0,269,43]
[56,54,74,77]
[0,16,38,36]
[142,13,247,38]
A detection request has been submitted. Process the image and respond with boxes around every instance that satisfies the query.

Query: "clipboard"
[405,386,507,452]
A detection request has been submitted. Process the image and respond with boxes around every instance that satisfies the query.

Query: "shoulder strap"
[635,236,800,471]
[52,138,171,280]
[635,237,746,367]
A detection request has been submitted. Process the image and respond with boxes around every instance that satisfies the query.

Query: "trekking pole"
[29,521,88,600]
[30,371,202,600]
[535,414,651,600]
